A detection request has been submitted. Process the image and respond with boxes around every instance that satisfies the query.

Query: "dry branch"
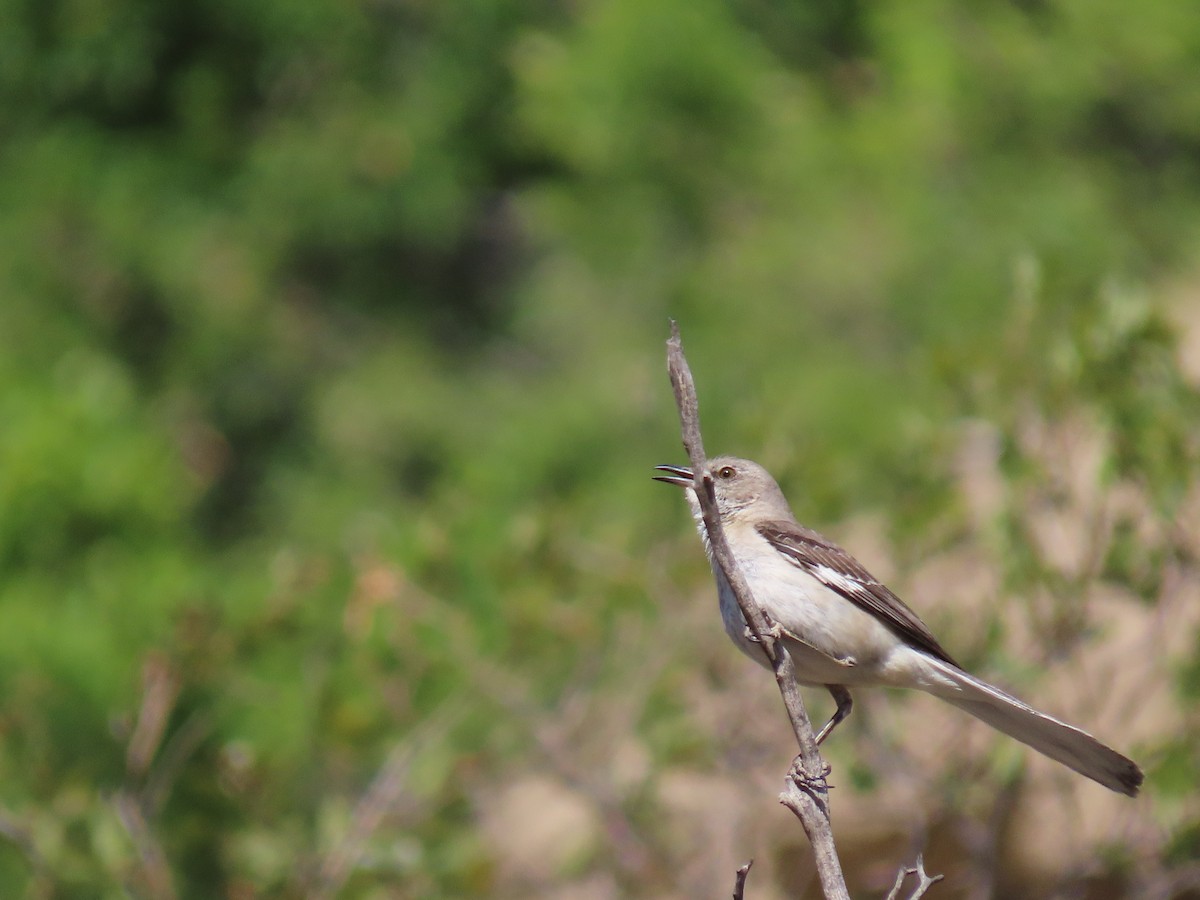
[311,741,418,900]
[665,322,849,900]
[732,860,753,900]
[114,792,178,900]
[116,652,182,900]
[885,855,944,900]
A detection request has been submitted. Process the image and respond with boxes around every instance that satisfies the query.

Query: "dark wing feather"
[756,521,959,667]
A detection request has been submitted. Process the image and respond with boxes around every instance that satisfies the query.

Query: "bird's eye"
[717,466,735,479]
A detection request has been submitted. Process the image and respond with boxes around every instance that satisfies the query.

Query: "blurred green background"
[3,0,1200,896]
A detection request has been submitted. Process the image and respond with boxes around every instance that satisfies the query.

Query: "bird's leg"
[814,685,853,745]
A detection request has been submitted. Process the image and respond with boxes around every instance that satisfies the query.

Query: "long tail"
[921,656,1143,796]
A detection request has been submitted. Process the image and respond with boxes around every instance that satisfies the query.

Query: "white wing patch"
[759,521,959,667]
[810,563,877,602]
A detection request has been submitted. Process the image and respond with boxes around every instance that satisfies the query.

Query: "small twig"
[666,322,849,900]
[732,860,754,900]
[115,652,186,900]
[126,653,179,779]
[310,710,462,900]
[142,711,212,818]
[907,855,944,899]
[311,741,419,900]
[885,854,944,900]
[114,791,178,900]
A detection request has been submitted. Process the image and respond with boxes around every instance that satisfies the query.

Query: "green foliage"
[2,0,1200,895]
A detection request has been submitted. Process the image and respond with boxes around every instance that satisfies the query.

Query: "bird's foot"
[788,754,832,784]
[745,612,802,646]
[743,612,783,645]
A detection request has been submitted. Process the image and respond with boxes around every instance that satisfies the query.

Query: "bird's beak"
[653,464,694,488]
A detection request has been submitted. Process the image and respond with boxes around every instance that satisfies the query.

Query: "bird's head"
[653,455,790,524]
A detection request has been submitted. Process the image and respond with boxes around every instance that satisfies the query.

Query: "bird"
[654,455,1143,796]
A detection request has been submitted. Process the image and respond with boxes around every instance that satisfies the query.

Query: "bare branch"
[665,321,849,900]
[778,765,847,898]
[126,653,179,778]
[143,712,212,818]
[114,791,178,900]
[115,652,185,900]
[732,860,753,900]
[311,741,418,900]
[310,711,461,900]
[885,855,944,900]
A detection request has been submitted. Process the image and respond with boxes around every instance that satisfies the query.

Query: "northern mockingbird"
[655,456,1143,796]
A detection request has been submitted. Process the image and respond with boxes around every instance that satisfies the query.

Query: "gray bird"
[655,456,1143,796]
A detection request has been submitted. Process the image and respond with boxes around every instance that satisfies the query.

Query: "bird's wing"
[756,521,959,667]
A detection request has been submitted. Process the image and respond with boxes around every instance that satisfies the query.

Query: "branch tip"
[732,860,754,900]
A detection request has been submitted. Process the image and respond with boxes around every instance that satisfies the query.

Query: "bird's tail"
[921,656,1143,796]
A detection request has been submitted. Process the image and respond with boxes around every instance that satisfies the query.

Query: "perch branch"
[666,321,849,900]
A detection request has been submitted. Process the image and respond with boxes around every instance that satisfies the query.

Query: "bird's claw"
[744,613,786,645]
[787,755,833,789]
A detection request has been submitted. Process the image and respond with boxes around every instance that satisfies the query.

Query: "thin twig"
[143,711,212,818]
[908,855,944,899]
[732,860,753,900]
[310,710,461,900]
[115,652,183,900]
[666,321,849,900]
[126,653,179,778]
[886,864,909,900]
[310,741,417,899]
[114,791,178,900]
[885,855,944,900]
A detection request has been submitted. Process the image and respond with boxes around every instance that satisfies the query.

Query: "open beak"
[653,464,694,487]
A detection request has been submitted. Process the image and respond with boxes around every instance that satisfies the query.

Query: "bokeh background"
[3,0,1200,897]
